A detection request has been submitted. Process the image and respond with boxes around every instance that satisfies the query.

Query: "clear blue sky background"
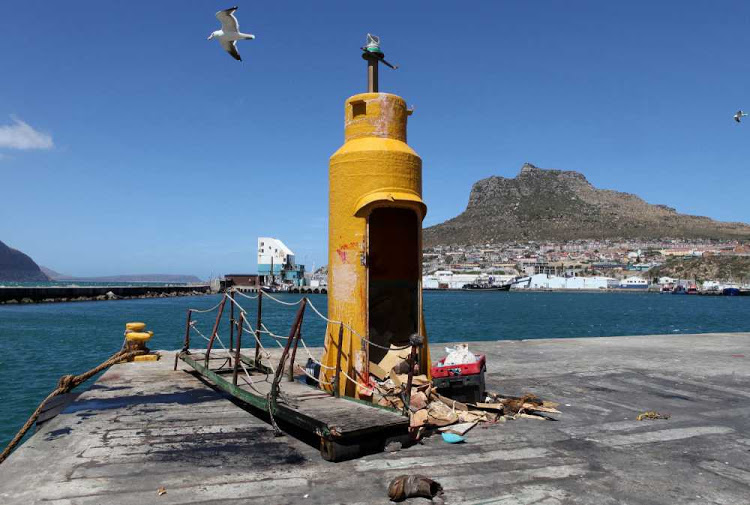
[2,1,749,279]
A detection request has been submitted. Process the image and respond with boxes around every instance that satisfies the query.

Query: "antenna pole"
[368,58,378,93]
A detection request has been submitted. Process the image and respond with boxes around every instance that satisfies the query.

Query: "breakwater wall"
[0,285,211,304]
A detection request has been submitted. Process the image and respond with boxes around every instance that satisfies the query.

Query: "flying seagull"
[733,110,747,123]
[207,6,255,61]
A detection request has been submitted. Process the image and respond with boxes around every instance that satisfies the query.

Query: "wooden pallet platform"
[179,350,409,461]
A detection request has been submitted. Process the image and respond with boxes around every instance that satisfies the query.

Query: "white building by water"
[514,274,618,290]
[619,276,649,289]
[257,237,306,286]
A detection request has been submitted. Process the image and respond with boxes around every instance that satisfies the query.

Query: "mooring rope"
[184,293,411,392]
[188,298,225,314]
[231,289,259,300]
[305,298,412,351]
[0,348,144,465]
[259,291,305,306]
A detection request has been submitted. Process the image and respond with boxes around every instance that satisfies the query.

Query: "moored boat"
[722,284,741,296]
[461,283,511,291]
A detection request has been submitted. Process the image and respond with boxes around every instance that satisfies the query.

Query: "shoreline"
[0,284,212,305]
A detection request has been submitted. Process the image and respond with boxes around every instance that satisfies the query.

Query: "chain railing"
[175,288,423,417]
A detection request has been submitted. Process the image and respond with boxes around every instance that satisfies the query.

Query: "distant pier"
[0,284,211,304]
[231,285,327,294]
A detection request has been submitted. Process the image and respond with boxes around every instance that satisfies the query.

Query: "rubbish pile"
[368,344,560,441]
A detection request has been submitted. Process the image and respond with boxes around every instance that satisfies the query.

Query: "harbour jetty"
[0,284,211,304]
[1,332,748,504]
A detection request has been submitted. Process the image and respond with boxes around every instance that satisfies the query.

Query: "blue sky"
[2,1,749,279]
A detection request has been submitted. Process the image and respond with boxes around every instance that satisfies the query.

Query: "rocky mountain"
[0,240,49,282]
[40,266,69,280]
[424,163,750,245]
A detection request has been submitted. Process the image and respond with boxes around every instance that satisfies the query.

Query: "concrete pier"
[1,332,748,504]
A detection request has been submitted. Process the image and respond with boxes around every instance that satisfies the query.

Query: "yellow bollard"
[124,322,159,361]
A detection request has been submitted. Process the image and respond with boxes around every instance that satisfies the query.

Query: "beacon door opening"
[367,207,420,365]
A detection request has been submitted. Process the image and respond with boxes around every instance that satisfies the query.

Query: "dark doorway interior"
[368,207,419,364]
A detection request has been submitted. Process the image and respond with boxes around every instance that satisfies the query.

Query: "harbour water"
[1,290,748,449]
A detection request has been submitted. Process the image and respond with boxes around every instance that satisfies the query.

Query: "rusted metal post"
[269,299,307,421]
[255,290,263,367]
[403,333,424,416]
[333,323,345,398]
[184,309,193,350]
[368,58,378,92]
[229,290,235,352]
[287,304,305,382]
[175,308,193,370]
[233,312,243,386]
[204,296,227,369]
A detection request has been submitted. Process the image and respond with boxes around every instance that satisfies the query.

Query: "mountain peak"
[425,164,750,245]
[519,162,539,174]
[0,240,49,282]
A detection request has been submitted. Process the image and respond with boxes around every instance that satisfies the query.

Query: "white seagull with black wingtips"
[207,6,255,61]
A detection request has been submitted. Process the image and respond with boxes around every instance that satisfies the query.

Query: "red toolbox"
[430,354,486,404]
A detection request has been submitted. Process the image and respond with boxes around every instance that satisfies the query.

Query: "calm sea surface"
[1,290,748,449]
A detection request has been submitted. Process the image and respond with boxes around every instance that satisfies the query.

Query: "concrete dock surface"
[1,332,749,504]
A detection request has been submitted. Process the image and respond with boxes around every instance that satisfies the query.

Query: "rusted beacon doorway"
[367,207,420,364]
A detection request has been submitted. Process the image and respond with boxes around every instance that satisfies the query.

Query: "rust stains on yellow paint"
[320,92,431,398]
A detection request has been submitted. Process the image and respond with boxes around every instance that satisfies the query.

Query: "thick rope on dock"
[0,348,144,465]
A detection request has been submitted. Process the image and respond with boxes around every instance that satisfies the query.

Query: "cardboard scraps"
[369,361,388,380]
[410,409,429,428]
[410,391,428,410]
[426,401,459,427]
[378,345,412,376]
[458,410,489,423]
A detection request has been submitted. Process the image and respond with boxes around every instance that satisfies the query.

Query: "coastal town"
[421,239,750,293]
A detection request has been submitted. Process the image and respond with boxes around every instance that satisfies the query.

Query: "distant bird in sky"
[207,6,255,61]
[733,110,747,123]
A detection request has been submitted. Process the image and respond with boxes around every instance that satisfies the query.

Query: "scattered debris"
[439,421,477,436]
[388,474,444,502]
[370,345,561,442]
[443,344,477,366]
[637,411,670,421]
[157,487,167,496]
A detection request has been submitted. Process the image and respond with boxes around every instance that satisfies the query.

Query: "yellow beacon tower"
[321,35,430,398]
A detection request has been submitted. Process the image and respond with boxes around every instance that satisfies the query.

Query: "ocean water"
[1,290,748,450]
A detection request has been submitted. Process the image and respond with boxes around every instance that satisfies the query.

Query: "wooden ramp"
[179,350,409,461]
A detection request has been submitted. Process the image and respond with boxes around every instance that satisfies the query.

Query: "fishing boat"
[461,283,511,291]
[722,284,741,296]
[686,284,698,295]
[672,285,687,295]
